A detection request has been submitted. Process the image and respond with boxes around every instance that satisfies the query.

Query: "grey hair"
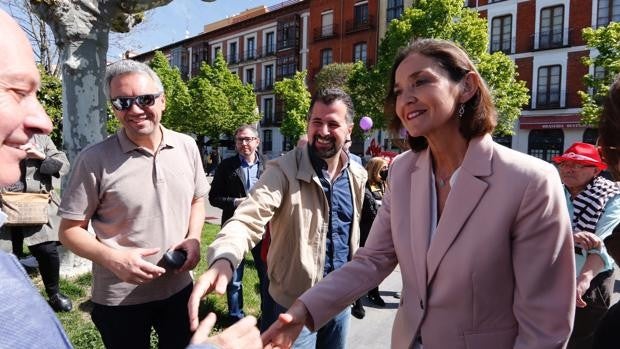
[307,88,355,125]
[234,124,259,138]
[104,59,164,98]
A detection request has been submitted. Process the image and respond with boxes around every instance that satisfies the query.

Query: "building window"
[386,0,404,22]
[321,11,334,37]
[528,129,564,162]
[597,0,620,27]
[263,98,274,124]
[228,42,237,64]
[263,130,273,152]
[490,15,512,53]
[245,68,254,85]
[214,46,221,60]
[354,1,369,26]
[278,18,299,50]
[353,42,367,63]
[246,37,255,60]
[320,49,333,68]
[583,128,599,145]
[277,55,297,78]
[539,5,564,49]
[265,65,274,89]
[266,32,275,54]
[536,65,561,108]
[170,47,182,69]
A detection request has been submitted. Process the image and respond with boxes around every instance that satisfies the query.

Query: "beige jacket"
[207,145,367,308]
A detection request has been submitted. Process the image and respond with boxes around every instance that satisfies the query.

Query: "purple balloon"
[359,116,373,131]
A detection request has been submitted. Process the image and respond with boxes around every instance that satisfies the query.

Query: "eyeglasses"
[557,162,595,170]
[110,93,162,111]
[236,137,257,144]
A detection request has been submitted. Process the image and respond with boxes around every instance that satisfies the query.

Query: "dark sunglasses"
[110,93,162,111]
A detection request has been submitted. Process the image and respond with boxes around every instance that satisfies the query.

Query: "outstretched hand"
[190,313,262,349]
[261,300,310,349]
[188,259,233,331]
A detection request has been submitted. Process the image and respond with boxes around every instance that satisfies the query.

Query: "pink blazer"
[300,135,576,349]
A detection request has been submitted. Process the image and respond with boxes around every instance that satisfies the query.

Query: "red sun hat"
[552,142,607,170]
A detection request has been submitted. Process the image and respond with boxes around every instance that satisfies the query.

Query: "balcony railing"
[253,79,275,92]
[345,15,375,34]
[532,89,566,110]
[530,28,574,51]
[313,24,339,42]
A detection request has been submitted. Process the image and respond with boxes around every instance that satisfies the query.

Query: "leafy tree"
[579,21,620,125]
[314,63,357,91]
[357,0,529,136]
[149,51,192,133]
[189,53,259,142]
[274,70,311,142]
[37,65,63,146]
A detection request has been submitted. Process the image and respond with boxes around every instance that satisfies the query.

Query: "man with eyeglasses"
[208,125,272,329]
[57,60,210,349]
[553,142,620,349]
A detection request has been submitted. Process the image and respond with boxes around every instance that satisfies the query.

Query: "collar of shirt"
[238,153,260,167]
[308,146,350,182]
[117,125,177,154]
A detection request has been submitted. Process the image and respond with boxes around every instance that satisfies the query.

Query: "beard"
[310,135,340,159]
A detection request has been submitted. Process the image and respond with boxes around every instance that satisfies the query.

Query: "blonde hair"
[365,157,388,186]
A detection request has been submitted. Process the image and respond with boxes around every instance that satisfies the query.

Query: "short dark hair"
[307,88,355,125]
[385,38,497,152]
[599,74,620,179]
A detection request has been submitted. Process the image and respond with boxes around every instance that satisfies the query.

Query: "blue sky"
[109,0,285,59]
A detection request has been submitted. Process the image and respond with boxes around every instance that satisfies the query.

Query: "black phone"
[163,249,187,269]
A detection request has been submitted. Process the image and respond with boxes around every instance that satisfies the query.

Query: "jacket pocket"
[463,325,517,349]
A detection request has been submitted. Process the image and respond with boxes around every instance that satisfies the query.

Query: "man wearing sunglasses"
[553,142,620,349]
[57,60,210,349]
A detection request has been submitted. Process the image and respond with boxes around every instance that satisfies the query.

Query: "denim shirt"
[308,147,354,276]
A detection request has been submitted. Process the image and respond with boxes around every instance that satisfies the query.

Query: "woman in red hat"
[552,142,620,349]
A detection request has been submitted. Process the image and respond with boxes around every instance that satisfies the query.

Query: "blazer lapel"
[408,150,433,301]
[426,135,493,285]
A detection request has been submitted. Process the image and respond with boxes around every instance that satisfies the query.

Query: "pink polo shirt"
[59,127,209,305]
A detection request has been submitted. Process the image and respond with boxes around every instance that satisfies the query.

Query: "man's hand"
[20,142,45,160]
[574,232,603,250]
[169,238,200,273]
[188,259,234,331]
[190,313,261,349]
[104,247,166,285]
[261,300,309,349]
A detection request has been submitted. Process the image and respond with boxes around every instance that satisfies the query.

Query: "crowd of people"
[3,6,620,349]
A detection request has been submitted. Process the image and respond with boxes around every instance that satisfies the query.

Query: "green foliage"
[37,65,63,146]
[357,0,528,136]
[476,52,529,135]
[579,22,620,125]
[149,51,193,133]
[314,63,357,91]
[274,71,311,142]
[105,104,121,135]
[189,53,260,141]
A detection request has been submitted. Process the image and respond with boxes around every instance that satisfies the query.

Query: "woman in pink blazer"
[262,39,576,349]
